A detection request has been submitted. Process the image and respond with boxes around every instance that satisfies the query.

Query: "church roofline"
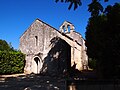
[20,18,59,39]
[36,19,76,41]
[36,18,58,31]
[73,31,85,40]
[19,18,83,46]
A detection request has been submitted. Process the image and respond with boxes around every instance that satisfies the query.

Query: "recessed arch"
[31,56,43,74]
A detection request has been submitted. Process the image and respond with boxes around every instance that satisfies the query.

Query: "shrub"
[0,51,25,74]
[88,58,96,69]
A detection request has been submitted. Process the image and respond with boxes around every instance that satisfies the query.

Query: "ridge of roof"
[36,18,58,31]
[20,18,84,45]
[20,18,58,39]
[36,19,82,44]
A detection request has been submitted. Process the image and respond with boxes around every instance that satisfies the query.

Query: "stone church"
[19,19,88,74]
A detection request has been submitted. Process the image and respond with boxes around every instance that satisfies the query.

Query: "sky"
[0,0,119,49]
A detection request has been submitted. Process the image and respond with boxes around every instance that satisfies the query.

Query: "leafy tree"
[55,0,120,79]
[0,39,13,51]
[55,0,108,10]
[0,40,10,51]
[88,0,104,17]
[0,51,25,74]
[85,3,120,79]
[0,39,25,74]
[55,0,82,10]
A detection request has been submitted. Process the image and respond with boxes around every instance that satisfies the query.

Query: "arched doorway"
[31,56,43,74]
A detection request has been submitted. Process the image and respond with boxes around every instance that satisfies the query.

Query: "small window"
[35,36,38,46]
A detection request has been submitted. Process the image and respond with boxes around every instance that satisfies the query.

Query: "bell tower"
[59,21,75,33]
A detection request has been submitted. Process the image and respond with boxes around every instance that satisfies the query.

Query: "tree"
[55,0,120,79]
[55,0,82,10]
[85,3,120,79]
[0,51,25,74]
[0,39,25,74]
[0,39,13,51]
[55,0,108,10]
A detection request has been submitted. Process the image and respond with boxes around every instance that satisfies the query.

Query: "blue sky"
[0,0,119,49]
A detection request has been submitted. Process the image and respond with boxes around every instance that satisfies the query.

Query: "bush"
[88,58,96,69]
[0,51,25,74]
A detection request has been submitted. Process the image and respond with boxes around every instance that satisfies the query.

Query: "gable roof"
[20,18,59,39]
[20,18,84,46]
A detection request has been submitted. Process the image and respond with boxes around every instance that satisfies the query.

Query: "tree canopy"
[55,0,120,79]
[0,39,14,51]
[0,39,25,74]
[85,3,120,79]
[55,0,108,11]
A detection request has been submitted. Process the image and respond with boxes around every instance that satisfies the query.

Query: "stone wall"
[20,19,58,55]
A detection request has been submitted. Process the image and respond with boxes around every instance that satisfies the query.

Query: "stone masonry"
[19,19,88,74]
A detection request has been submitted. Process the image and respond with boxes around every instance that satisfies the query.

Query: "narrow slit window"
[35,36,38,46]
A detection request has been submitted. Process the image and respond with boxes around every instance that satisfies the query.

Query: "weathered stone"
[19,19,88,74]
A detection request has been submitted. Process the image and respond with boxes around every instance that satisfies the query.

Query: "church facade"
[19,19,88,74]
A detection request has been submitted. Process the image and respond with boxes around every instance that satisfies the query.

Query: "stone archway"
[31,56,43,74]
